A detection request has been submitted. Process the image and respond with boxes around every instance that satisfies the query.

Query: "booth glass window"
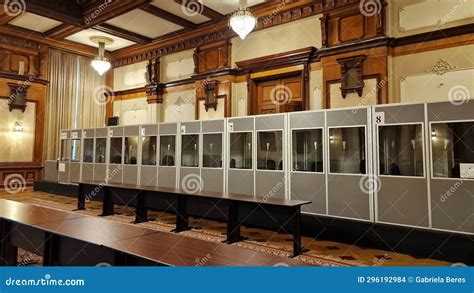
[181,134,199,167]
[329,127,366,174]
[257,131,283,171]
[378,124,424,177]
[109,137,122,164]
[431,122,474,179]
[83,138,93,163]
[95,138,106,163]
[124,137,138,165]
[203,133,222,168]
[60,139,70,162]
[71,139,81,162]
[229,132,252,169]
[142,136,157,166]
[159,136,176,166]
[292,129,323,172]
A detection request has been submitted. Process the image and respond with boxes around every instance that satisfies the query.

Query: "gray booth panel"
[291,173,326,214]
[140,166,157,186]
[228,117,253,131]
[58,164,70,183]
[81,163,94,182]
[108,164,123,184]
[69,162,81,183]
[94,164,107,182]
[255,171,285,199]
[375,104,425,123]
[377,177,429,227]
[179,168,200,190]
[289,111,325,128]
[110,127,124,137]
[202,120,225,133]
[428,101,474,121]
[43,160,58,182]
[201,169,224,193]
[158,167,177,188]
[431,179,474,233]
[82,129,95,138]
[227,169,254,196]
[327,175,370,220]
[255,114,285,130]
[159,123,178,135]
[122,165,138,185]
[142,125,158,136]
[124,126,139,136]
[327,108,368,126]
[95,128,108,137]
[181,121,200,134]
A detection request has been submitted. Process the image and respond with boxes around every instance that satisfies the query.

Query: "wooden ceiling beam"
[44,24,83,39]
[140,4,197,29]
[0,10,21,25]
[93,23,152,44]
[82,0,153,28]
[174,0,224,20]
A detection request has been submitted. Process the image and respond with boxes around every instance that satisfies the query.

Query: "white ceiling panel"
[106,9,183,39]
[8,12,62,33]
[65,29,136,51]
[152,0,210,24]
[203,0,266,15]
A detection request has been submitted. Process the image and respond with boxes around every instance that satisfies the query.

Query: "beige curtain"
[45,50,106,160]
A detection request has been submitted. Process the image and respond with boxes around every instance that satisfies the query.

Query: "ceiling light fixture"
[229,0,257,40]
[90,36,114,76]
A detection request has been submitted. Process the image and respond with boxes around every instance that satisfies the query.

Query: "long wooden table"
[0,199,306,266]
[77,180,311,257]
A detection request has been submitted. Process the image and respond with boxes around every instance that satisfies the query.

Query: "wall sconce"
[12,121,23,133]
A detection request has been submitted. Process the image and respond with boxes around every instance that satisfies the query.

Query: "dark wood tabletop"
[78,180,311,207]
[0,199,83,225]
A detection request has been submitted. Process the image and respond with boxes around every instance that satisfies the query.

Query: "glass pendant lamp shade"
[90,36,114,76]
[229,7,257,40]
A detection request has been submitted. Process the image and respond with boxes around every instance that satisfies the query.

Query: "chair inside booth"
[124,137,138,165]
[431,121,474,179]
[378,124,424,177]
[95,138,106,163]
[159,135,176,166]
[181,134,199,167]
[203,133,222,168]
[83,138,93,163]
[142,136,157,165]
[257,131,283,171]
[329,127,366,174]
[229,132,252,169]
[292,129,323,172]
[109,137,123,164]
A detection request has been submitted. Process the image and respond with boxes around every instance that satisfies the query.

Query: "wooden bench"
[76,180,311,257]
[0,199,306,266]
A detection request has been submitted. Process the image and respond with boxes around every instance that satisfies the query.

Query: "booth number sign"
[374,112,385,125]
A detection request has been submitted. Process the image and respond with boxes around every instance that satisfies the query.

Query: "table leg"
[224,201,246,244]
[0,221,17,266]
[290,206,308,258]
[101,186,114,216]
[172,195,190,233]
[134,190,148,223]
[42,232,56,266]
[76,183,86,210]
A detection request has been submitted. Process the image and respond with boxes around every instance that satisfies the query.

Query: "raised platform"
[34,180,473,265]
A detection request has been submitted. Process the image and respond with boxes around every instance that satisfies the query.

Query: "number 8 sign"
[374,112,385,125]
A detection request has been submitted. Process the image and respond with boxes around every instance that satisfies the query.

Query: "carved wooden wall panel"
[194,40,231,74]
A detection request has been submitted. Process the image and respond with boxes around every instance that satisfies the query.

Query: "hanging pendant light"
[90,36,114,76]
[229,0,257,40]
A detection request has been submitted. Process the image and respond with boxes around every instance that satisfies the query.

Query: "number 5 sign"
[374,112,385,125]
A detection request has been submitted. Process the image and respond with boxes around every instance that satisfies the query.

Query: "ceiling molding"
[44,24,83,39]
[140,5,197,29]
[81,0,153,28]
[0,10,20,25]
[174,0,224,20]
[93,23,152,44]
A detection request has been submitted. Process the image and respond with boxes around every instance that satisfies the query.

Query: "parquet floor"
[0,188,452,266]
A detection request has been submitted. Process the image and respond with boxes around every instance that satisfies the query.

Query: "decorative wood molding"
[44,24,83,39]
[202,80,218,112]
[7,82,29,112]
[174,0,224,20]
[336,54,367,98]
[430,59,456,76]
[193,40,231,75]
[145,58,164,104]
[390,23,474,47]
[140,4,197,29]
[93,23,152,44]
